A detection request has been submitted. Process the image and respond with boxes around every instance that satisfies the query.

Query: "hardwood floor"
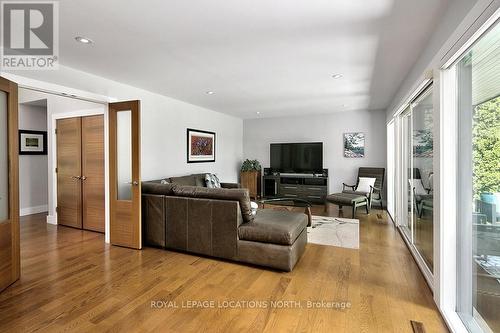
[0,207,448,333]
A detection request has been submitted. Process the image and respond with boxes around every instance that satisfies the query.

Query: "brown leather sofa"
[141,177,307,271]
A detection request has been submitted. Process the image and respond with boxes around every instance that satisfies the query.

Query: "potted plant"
[240,159,262,199]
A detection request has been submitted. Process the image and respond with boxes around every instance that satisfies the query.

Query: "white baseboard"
[20,205,48,217]
[46,214,57,225]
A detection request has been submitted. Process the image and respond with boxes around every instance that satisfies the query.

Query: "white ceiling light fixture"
[331,74,343,79]
[206,91,215,95]
[75,36,93,44]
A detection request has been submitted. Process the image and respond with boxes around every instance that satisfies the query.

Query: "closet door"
[56,118,82,229]
[82,115,105,232]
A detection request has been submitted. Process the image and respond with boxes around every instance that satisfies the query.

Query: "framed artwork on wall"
[187,128,216,163]
[344,132,365,158]
[19,130,47,155]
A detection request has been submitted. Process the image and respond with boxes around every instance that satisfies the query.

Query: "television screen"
[270,142,323,172]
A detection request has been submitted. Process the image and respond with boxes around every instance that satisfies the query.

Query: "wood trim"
[109,101,141,249]
[0,76,19,292]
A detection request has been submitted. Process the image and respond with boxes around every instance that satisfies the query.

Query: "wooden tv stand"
[263,170,328,204]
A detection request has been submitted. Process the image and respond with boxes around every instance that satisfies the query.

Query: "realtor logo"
[1,1,58,70]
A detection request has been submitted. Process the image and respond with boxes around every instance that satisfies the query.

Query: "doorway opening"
[18,87,108,236]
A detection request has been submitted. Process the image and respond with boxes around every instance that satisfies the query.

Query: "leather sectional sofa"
[141,174,307,271]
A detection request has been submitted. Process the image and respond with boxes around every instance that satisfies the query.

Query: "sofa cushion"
[169,175,197,186]
[172,185,254,223]
[205,173,221,188]
[238,209,307,245]
[141,181,175,195]
[191,173,208,187]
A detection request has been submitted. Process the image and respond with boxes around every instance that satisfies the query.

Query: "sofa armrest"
[221,182,240,189]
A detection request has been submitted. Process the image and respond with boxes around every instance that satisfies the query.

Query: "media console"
[263,169,328,204]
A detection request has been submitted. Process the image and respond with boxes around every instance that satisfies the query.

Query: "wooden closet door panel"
[82,115,105,232]
[0,76,19,293]
[56,118,82,229]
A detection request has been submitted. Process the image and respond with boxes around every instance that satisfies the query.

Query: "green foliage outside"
[473,96,500,198]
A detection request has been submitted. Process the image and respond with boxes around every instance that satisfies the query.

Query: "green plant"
[241,159,261,172]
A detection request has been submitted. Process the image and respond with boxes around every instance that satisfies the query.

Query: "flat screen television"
[270,142,323,173]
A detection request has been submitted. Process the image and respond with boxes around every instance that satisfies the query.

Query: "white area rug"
[307,216,359,249]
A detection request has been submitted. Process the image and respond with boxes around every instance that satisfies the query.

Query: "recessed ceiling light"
[256,111,261,115]
[75,36,93,44]
[342,104,348,107]
[331,74,343,79]
[206,91,215,95]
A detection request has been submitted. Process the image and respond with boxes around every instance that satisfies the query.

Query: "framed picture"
[187,128,215,163]
[344,132,365,158]
[19,130,47,155]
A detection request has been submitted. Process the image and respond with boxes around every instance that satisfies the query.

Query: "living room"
[0,0,499,332]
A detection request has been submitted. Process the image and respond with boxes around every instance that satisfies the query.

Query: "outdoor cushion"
[238,209,307,246]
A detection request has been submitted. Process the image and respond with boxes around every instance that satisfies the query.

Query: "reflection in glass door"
[411,88,434,272]
[397,86,434,274]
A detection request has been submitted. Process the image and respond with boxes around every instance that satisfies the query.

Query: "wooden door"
[82,115,105,232]
[109,101,141,249]
[56,118,83,229]
[0,77,19,293]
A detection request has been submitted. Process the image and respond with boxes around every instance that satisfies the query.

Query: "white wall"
[18,103,49,216]
[243,109,387,195]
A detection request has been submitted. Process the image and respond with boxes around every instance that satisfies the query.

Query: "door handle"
[81,176,87,181]
[71,176,81,180]
[126,181,139,186]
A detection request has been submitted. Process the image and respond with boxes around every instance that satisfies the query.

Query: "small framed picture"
[344,132,365,158]
[19,130,47,155]
[187,128,216,163]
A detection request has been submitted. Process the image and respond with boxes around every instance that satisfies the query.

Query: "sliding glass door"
[456,21,500,333]
[411,88,434,271]
[396,86,434,275]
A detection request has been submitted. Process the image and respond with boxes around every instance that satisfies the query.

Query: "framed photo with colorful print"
[187,128,216,163]
[19,130,47,155]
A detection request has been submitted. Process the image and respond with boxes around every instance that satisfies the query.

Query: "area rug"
[307,216,359,249]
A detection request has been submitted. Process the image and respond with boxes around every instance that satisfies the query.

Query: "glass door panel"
[116,110,132,201]
[411,88,434,272]
[457,22,500,333]
[400,107,412,240]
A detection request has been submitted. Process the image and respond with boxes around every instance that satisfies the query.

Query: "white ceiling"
[59,0,449,119]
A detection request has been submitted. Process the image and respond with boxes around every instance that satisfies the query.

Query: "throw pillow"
[409,179,427,195]
[356,177,376,193]
[250,201,258,216]
[205,173,221,188]
[160,179,169,185]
